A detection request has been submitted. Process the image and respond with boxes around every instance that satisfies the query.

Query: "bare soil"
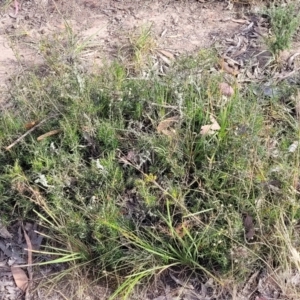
[0,0,242,103]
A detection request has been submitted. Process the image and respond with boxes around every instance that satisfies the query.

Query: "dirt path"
[0,0,242,101]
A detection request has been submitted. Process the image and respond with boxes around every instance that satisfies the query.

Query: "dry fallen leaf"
[157,116,179,136]
[219,82,234,97]
[24,120,39,130]
[200,115,220,135]
[0,221,12,239]
[5,117,51,151]
[11,266,29,292]
[174,221,191,238]
[231,18,249,24]
[239,271,259,298]
[156,49,175,60]
[288,52,300,69]
[157,52,171,66]
[37,129,61,141]
[232,42,248,58]
[23,226,33,281]
[219,57,240,76]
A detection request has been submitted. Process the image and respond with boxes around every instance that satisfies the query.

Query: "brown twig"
[5,116,52,151]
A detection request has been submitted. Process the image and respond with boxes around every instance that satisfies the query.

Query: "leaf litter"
[157,116,180,136]
[0,221,12,239]
[200,115,221,136]
[11,266,28,292]
[0,221,45,298]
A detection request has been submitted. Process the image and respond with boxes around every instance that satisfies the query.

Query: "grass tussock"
[265,2,300,55]
[1,4,300,298]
